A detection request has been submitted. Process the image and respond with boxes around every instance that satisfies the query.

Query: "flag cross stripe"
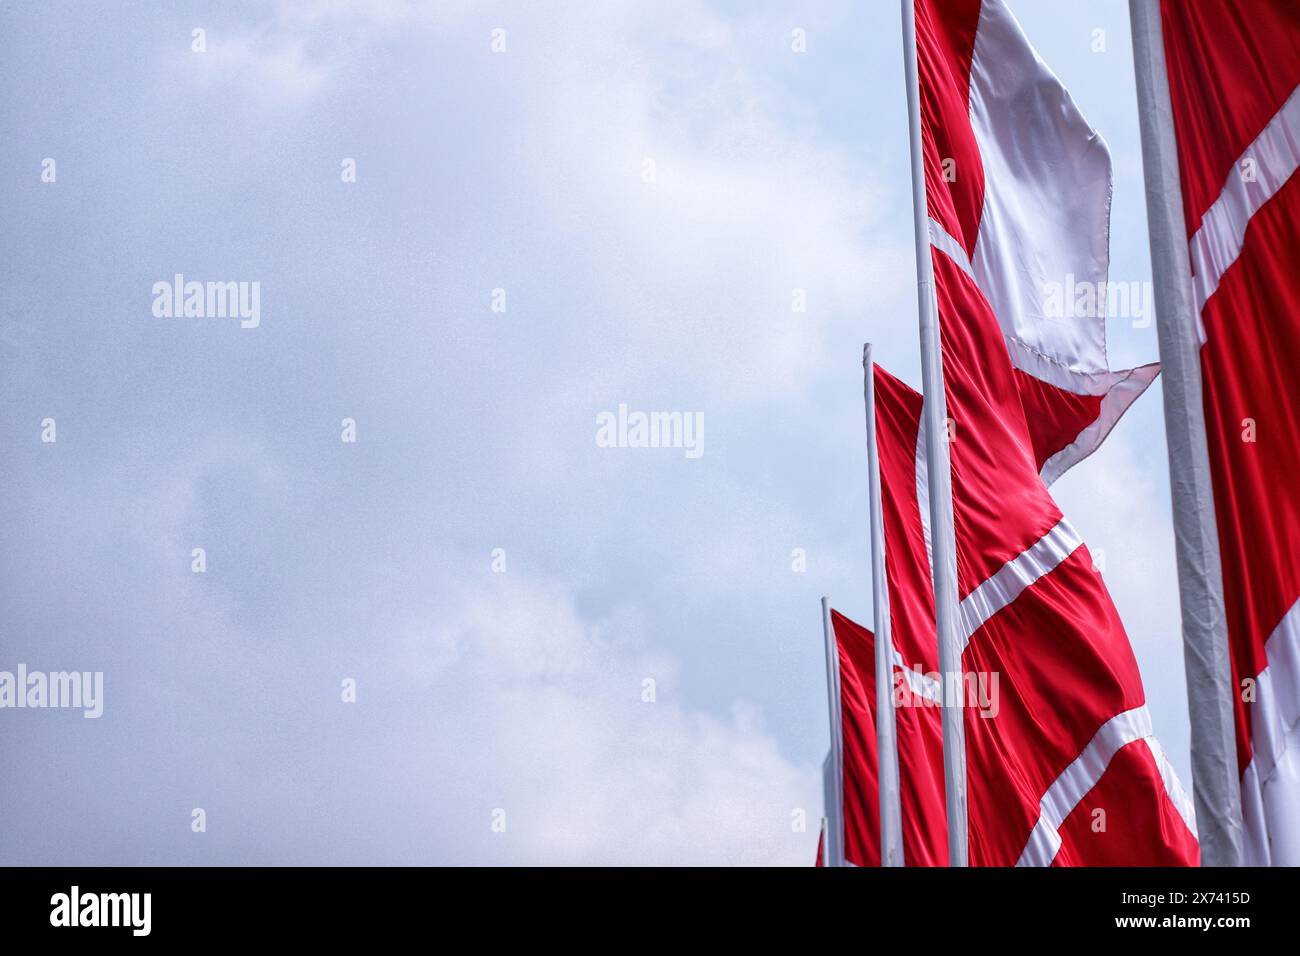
[1189,85,1300,341]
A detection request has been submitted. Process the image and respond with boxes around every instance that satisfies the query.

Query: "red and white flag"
[910,0,1198,864]
[1142,0,1300,865]
[821,606,946,866]
[877,361,1197,864]
[915,0,1159,488]
[826,352,1192,866]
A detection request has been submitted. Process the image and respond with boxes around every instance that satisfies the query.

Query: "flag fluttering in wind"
[876,362,1198,864]
[819,0,1298,868]
[902,0,1198,865]
[820,607,946,866]
[824,352,1194,866]
[1132,0,1300,866]
[914,0,1159,489]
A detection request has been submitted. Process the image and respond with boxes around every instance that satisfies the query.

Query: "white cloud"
[413,570,820,864]
[163,0,450,107]
[0,443,819,865]
[173,26,332,107]
[5,0,895,866]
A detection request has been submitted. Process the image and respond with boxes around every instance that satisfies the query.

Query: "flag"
[820,607,947,866]
[1153,0,1300,865]
[823,348,1192,866]
[874,371,951,866]
[911,0,1198,864]
[915,0,1159,489]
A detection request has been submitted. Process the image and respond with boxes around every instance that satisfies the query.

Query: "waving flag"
[1134,0,1300,865]
[916,0,1158,489]
[822,607,947,867]
[825,354,1192,867]
[909,0,1197,864]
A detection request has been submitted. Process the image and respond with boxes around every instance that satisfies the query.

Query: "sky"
[0,0,1188,865]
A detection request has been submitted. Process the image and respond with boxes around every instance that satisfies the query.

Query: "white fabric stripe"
[912,422,1085,654]
[1249,599,1300,794]
[1038,363,1160,487]
[1005,335,1147,398]
[1017,706,1155,867]
[914,213,1185,860]
[929,217,1161,488]
[904,347,1192,866]
[967,0,1112,375]
[1190,85,1300,340]
[1143,735,1198,840]
[957,518,1083,651]
[905,471,1197,864]
[893,647,943,703]
[927,216,975,281]
[901,409,942,705]
[914,407,933,590]
[1182,79,1300,864]
[1241,597,1300,865]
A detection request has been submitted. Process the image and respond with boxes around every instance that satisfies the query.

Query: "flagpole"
[821,596,846,867]
[864,344,904,866]
[1129,0,1243,867]
[900,0,967,866]
[819,816,830,867]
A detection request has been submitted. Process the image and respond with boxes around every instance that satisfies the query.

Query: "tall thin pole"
[821,596,845,867]
[864,344,904,866]
[900,0,967,866]
[1130,0,1243,867]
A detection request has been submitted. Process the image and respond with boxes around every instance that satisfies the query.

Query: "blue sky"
[0,0,1186,865]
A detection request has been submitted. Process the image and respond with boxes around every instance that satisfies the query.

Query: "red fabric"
[829,606,948,867]
[963,549,1147,865]
[876,367,951,866]
[1051,740,1202,866]
[892,695,947,866]
[1012,369,1104,472]
[933,250,1065,595]
[877,360,1189,866]
[1160,0,1300,237]
[910,0,1197,865]
[877,357,1195,865]
[1200,175,1300,772]
[876,367,938,669]
[916,0,985,256]
[917,0,1155,490]
[831,610,882,867]
[1161,0,1300,783]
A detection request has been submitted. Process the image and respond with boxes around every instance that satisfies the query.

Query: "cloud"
[404,569,820,865]
[170,26,332,107]
[4,0,899,865]
[0,440,819,865]
[161,0,449,108]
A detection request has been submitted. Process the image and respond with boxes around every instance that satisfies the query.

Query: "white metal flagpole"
[821,595,846,866]
[1129,0,1243,867]
[864,343,904,866]
[900,0,968,866]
